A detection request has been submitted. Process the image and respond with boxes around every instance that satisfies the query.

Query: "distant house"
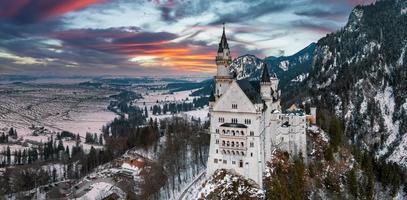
[120,158,145,175]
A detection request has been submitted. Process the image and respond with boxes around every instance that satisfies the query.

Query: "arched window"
[222,141,225,146]
[232,151,235,155]
[241,131,244,136]
[222,130,226,134]
[241,142,244,147]
[227,150,230,154]
[227,141,230,147]
[231,141,235,147]
[236,151,240,155]
[232,130,235,136]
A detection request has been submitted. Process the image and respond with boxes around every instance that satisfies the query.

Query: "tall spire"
[261,63,271,83]
[218,23,229,53]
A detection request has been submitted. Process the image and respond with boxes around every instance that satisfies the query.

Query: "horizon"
[0,0,375,77]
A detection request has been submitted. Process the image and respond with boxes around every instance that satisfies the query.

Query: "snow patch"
[397,43,407,66]
[79,182,123,200]
[279,60,290,71]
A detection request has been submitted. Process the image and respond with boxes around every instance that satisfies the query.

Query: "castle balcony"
[219,146,247,156]
[219,123,248,137]
[220,139,247,151]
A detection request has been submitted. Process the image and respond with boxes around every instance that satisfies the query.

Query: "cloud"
[0,0,370,76]
[291,20,339,34]
[295,7,348,21]
[0,0,105,24]
[209,0,291,25]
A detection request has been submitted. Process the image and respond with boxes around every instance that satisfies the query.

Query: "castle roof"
[218,24,229,53]
[236,79,262,104]
[261,64,271,83]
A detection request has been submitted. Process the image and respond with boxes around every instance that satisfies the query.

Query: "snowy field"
[135,89,198,108]
[134,89,209,122]
[0,83,118,151]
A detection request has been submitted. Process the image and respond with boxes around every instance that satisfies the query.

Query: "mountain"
[297,0,407,166]
[229,54,265,80]
[228,43,315,87]
[265,43,316,90]
[192,44,315,96]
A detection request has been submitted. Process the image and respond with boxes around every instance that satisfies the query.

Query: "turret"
[214,24,233,98]
[216,24,232,78]
[260,64,271,100]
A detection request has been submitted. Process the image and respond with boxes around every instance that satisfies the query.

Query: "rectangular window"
[245,119,251,124]
[214,159,218,163]
[216,139,219,144]
[216,149,218,153]
[250,142,254,147]
[250,131,254,136]
[239,160,243,167]
[231,118,238,123]
[251,153,253,157]
[223,160,227,164]
[232,161,236,164]
[232,104,237,109]
[218,117,224,123]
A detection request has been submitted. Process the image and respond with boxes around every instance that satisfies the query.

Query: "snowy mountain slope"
[228,43,315,88]
[229,54,265,81]
[265,43,315,90]
[301,0,407,166]
[193,169,264,200]
[192,43,315,96]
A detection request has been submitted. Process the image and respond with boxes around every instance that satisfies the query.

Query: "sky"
[0,0,375,77]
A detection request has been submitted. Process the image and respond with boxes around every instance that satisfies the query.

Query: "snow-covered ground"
[134,88,209,122]
[135,89,199,108]
[79,182,124,200]
[0,84,118,151]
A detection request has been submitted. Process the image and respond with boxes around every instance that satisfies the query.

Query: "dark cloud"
[291,20,338,34]
[209,0,291,25]
[156,0,211,22]
[295,7,348,21]
[113,32,178,44]
[0,0,104,24]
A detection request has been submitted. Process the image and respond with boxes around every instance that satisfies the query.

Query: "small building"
[120,158,145,176]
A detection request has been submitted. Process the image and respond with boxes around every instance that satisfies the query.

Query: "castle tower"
[260,64,272,100]
[215,24,233,98]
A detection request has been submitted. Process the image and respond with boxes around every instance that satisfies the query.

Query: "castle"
[207,26,308,187]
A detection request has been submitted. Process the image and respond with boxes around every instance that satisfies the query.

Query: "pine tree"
[99,134,103,145]
[65,145,70,158]
[144,106,148,117]
[329,117,342,150]
[347,168,358,199]
[6,146,11,165]
[57,139,64,151]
